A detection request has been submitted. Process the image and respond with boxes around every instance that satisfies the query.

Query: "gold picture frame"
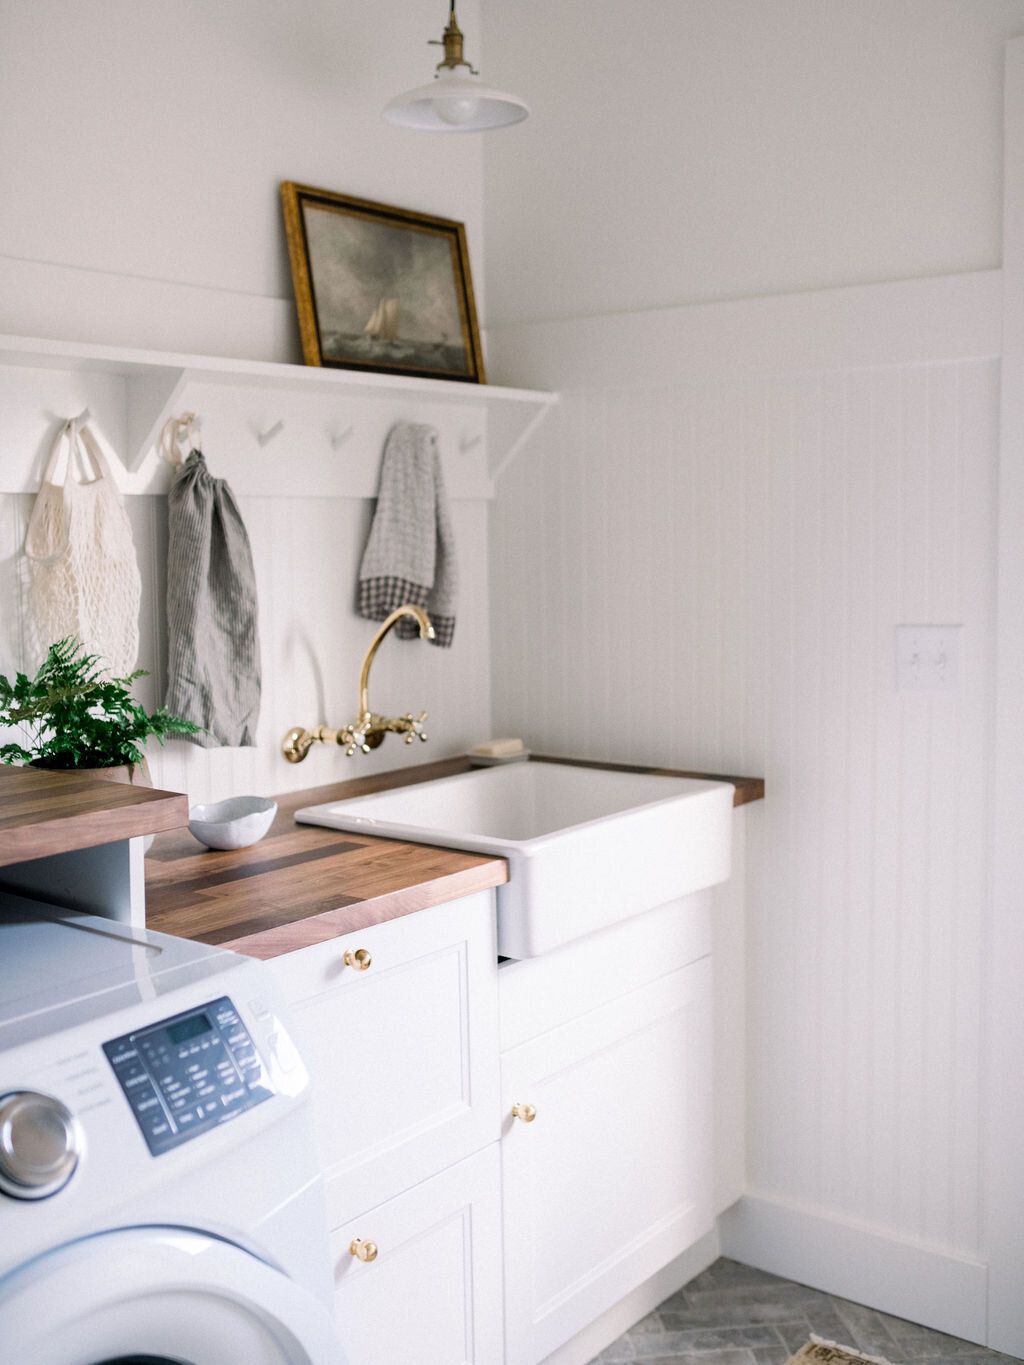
[281,182,486,384]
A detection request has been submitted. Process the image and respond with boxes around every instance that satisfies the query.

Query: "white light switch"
[895,625,962,691]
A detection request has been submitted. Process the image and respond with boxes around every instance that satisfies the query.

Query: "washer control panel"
[103,997,274,1156]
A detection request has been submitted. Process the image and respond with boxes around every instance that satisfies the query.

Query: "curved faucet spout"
[358,605,435,718]
[281,603,435,762]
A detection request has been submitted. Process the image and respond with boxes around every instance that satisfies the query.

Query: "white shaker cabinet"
[269,891,501,1228]
[270,880,721,1365]
[268,890,504,1365]
[500,955,714,1365]
[331,1143,504,1365]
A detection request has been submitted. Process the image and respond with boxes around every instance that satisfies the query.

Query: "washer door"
[0,1227,345,1365]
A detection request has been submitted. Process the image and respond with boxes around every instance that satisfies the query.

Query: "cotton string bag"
[163,438,261,748]
[24,417,141,677]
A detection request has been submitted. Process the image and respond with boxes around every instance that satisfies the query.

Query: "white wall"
[479,4,1023,1341]
[481,0,1024,327]
[0,0,495,800]
[486,272,1001,1339]
[0,0,485,359]
[985,36,1024,1357]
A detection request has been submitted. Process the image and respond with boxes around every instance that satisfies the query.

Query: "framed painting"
[280,182,486,383]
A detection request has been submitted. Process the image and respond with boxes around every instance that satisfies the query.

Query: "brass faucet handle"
[402,711,429,745]
[338,721,371,756]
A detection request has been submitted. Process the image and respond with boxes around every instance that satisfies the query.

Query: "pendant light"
[384,2,529,133]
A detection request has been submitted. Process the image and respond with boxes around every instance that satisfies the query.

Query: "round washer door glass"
[0,1227,345,1365]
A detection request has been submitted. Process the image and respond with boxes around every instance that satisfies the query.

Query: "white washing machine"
[0,893,346,1365]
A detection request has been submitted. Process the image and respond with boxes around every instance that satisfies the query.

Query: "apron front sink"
[295,761,734,958]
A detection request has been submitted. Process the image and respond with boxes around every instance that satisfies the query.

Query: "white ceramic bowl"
[188,796,277,850]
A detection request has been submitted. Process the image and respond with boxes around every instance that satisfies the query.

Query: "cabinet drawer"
[268,891,500,1224]
[499,888,712,1050]
[331,1143,504,1365]
[501,955,713,1365]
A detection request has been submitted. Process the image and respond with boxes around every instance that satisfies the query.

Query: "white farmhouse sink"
[296,761,734,958]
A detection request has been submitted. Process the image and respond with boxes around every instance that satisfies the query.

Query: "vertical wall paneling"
[0,382,496,803]
[985,36,1024,1358]
[488,273,1000,1335]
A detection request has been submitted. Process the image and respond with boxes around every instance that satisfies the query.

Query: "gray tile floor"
[589,1258,1023,1365]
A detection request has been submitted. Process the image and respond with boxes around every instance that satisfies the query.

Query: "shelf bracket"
[125,365,188,470]
[489,399,558,483]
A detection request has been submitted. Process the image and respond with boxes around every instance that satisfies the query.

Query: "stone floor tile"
[771,1321,818,1354]
[683,1285,836,1316]
[883,1323,992,1361]
[630,1313,667,1336]
[632,1346,757,1365]
[659,1301,816,1331]
[798,1303,868,1347]
[669,1326,790,1352]
[828,1297,914,1347]
[750,1348,791,1365]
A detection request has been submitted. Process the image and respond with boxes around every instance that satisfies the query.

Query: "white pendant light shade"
[384,3,529,134]
[385,71,529,132]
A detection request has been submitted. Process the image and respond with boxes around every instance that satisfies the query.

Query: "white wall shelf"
[0,333,558,491]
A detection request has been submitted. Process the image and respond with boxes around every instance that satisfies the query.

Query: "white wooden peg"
[330,424,354,450]
[257,419,285,447]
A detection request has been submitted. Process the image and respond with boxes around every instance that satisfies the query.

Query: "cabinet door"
[501,956,713,1365]
[332,1143,504,1365]
[268,892,500,1225]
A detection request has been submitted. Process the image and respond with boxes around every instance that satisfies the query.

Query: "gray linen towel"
[358,423,457,647]
[164,450,261,746]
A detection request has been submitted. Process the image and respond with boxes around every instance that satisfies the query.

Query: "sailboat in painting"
[321,288,469,377]
[364,297,400,342]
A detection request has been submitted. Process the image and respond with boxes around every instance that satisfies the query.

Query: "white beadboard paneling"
[491,310,998,1300]
[986,36,1024,1357]
[0,485,492,806]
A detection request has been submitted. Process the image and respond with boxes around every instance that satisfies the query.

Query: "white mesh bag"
[24,418,141,676]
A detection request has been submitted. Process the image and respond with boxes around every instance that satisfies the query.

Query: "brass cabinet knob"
[349,1238,378,1263]
[511,1102,537,1123]
[343,948,372,972]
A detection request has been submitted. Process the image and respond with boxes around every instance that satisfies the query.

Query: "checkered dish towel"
[357,423,457,647]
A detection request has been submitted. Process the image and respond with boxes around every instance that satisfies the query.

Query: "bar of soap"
[468,738,526,759]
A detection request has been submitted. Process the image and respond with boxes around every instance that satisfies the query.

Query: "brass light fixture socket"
[430,2,477,74]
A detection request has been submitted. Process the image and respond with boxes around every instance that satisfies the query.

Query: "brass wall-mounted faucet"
[282,605,435,763]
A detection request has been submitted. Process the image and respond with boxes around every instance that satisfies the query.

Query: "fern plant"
[0,637,200,771]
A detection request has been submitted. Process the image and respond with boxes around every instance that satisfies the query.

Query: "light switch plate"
[895,625,962,691]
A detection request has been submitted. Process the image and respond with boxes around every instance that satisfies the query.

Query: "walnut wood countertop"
[145,760,509,958]
[145,755,763,960]
[0,765,188,867]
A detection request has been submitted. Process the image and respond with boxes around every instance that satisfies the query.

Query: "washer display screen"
[102,997,274,1155]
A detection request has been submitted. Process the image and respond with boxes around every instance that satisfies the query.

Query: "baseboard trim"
[719,1194,988,1345]
[540,1228,721,1365]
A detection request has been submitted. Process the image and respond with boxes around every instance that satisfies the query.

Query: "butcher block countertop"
[146,759,509,958]
[0,764,188,867]
[145,755,764,960]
